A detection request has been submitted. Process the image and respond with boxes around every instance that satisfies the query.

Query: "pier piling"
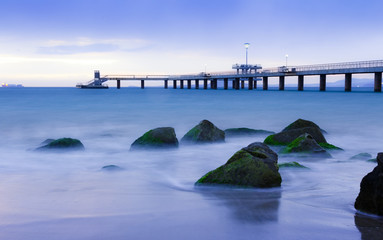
[298,75,304,91]
[141,80,145,89]
[374,72,382,92]
[195,80,199,89]
[224,78,228,90]
[320,74,326,91]
[235,78,240,90]
[164,80,168,89]
[345,73,352,92]
[173,80,177,89]
[248,77,253,90]
[263,77,268,90]
[204,79,208,89]
[279,76,285,91]
[241,80,245,89]
[187,80,191,89]
[117,80,121,89]
[180,80,184,89]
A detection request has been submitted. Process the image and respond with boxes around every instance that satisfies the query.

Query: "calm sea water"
[0,87,382,240]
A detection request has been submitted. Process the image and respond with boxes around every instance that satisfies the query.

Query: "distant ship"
[2,83,24,88]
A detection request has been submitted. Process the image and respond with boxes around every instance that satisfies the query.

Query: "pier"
[76,60,383,92]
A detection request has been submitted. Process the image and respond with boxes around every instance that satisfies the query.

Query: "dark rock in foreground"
[350,153,373,160]
[224,128,274,137]
[36,138,85,151]
[102,165,124,171]
[282,118,326,133]
[355,153,383,216]
[181,120,225,144]
[196,142,281,188]
[130,127,178,150]
[280,133,332,158]
[278,161,309,169]
[264,127,327,145]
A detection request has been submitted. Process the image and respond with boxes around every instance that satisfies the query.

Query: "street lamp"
[204,64,207,73]
[285,54,288,67]
[244,43,250,66]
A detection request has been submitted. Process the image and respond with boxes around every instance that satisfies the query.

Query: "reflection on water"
[355,213,383,240]
[196,186,281,223]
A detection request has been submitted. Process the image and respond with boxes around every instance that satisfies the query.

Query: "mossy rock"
[279,161,309,169]
[36,138,85,151]
[130,127,178,150]
[264,127,327,146]
[350,153,373,160]
[280,133,331,158]
[282,118,327,133]
[224,128,274,137]
[40,139,55,145]
[196,142,281,188]
[181,120,225,144]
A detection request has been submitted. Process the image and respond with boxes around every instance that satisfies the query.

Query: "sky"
[1,0,383,87]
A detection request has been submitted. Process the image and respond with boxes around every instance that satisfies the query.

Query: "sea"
[0,87,382,240]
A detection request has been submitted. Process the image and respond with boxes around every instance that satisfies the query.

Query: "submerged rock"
[282,118,326,133]
[181,120,225,144]
[350,153,373,160]
[130,127,178,150]
[102,165,124,171]
[40,139,55,146]
[280,133,332,158]
[264,127,327,146]
[224,128,274,137]
[278,161,309,169]
[36,138,85,151]
[355,153,383,216]
[196,142,281,188]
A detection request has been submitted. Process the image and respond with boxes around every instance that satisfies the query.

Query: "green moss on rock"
[196,142,281,188]
[278,161,309,169]
[130,127,179,150]
[264,134,285,145]
[318,142,343,150]
[181,120,225,144]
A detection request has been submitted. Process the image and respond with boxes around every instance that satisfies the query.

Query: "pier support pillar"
[117,80,121,89]
[210,79,216,89]
[195,80,199,89]
[141,80,145,89]
[254,79,257,89]
[187,80,191,89]
[204,79,208,89]
[279,76,285,91]
[241,80,245,89]
[213,79,218,89]
[173,80,177,89]
[298,75,304,91]
[224,78,228,90]
[248,77,253,90]
[320,74,326,91]
[235,78,240,90]
[263,77,268,90]
[164,80,168,89]
[345,73,352,92]
[180,80,184,89]
[374,72,382,92]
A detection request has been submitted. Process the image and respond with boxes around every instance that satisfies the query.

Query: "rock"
[102,165,124,171]
[354,153,383,216]
[282,118,326,133]
[36,138,85,151]
[196,142,281,188]
[181,120,225,144]
[280,133,332,158]
[279,161,309,169]
[368,158,377,163]
[350,153,373,160]
[130,127,178,150]
[40,139,55,145]
[264,127,327,146]
[224,128,274,137]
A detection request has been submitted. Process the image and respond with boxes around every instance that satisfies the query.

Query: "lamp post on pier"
[285,54,288,67]
[244,43,250,66]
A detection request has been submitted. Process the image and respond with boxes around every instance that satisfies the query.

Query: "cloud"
[37,38,152,55]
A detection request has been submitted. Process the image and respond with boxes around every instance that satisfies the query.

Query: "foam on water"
[0,87,382,239]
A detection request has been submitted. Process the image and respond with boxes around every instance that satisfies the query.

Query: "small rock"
[130,127,179,150]
[280,133,332,158]
[102,165,124,171]
[355,153,383,216]
[224,128,274,137]
[195,142,281,188]
[181,120,225,144]
[279,161,309,169]
[350,153,373,160]
[36,138,85,151]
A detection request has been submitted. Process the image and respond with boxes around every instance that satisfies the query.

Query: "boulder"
[264,127,327,146]
[279,161,309,169]
[102,165,124,171]
[355,153,383,216]
[280,133,332,158]
[224,128,274,137]
[350,153,373,160]
[196,142,281,188]
[181,120,225,144]
[282,118,326,133]
[36,138,85,151]
[130,127,178,150]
